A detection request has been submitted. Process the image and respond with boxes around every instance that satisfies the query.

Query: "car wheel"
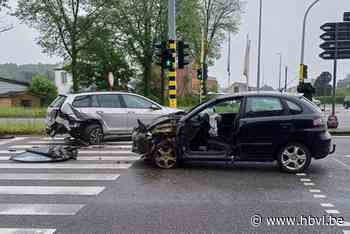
[277,143,311,173]
[153,140,178,169]
[84,124,103,145]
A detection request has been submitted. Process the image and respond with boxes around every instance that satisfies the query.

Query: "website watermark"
[251,214,344,227]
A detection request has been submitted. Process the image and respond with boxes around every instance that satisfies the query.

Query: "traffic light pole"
[168,0,177,108]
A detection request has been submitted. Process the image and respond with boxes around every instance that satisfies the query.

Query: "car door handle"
[280,123,292,129]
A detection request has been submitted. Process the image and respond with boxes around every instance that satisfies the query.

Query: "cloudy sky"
[1,0,350,90]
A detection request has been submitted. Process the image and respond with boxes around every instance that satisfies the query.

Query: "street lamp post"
[257,0,262,90]
[300,0,321,70]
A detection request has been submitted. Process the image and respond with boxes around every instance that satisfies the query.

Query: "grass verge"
[0,107,47,118]
[0,122,45,135]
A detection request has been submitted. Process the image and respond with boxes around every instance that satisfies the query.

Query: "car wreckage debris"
[10,146,78,163]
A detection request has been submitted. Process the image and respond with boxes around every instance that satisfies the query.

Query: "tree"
[14,0,108,91]
[30,75,58,106]
[199,0,242,94]
[75,26,135,91]
[0,0,12,33]
[314,72,332,96]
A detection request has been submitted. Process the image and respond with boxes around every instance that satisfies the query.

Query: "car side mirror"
[150,104,161,110]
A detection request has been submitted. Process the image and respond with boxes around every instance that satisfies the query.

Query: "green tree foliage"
[0,0,12,33]
[29,75,58,106]
[314,72,332,96]
[14,0,108,91]
[73,24,135,91]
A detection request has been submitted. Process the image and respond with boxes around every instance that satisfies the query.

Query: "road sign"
[320,22,350,32]
[320,41,350,50]
[319,50,350,60]
[320,31,350,41]
[344,12,350,22]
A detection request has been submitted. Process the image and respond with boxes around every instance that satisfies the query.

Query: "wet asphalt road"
[0,136,349,233]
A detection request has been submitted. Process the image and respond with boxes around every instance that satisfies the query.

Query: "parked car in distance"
[344,96,350,109]
[46,92,182,144]
[132,92,335,173]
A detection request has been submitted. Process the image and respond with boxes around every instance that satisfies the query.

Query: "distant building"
[0,77,40,107]
[223,82,256,94]
[52,65,74,94]
[338,74,350,89]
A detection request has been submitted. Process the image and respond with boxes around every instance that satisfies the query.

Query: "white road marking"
[332,158,350,170]
[42,137,65,140]
[320,203,334,207]
[9,145,132,150]
[0,138,26,146]
[0,204,84,215]
[296,173,306,176]
[343,230,350,234]
[304,182,315,186]
[300,178,311,182]
[0,150,136,155]
[0,186,105,195]
[325,209,340,214]
[0,156,139,162]
[309,189,321,193]
[0,163,131,169]
[338,221,350,227]
[0,173,120,181]
[344,155,350,158]
[29,141,133,145]
[0,228,56,234]
[313,194,327,198]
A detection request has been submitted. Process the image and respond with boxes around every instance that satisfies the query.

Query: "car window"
[286,100,302,115]
[345,96,350,101]
[214,99,241,114]
[50,95,66,108]
[97,94,122,108]
[73,95,91,108]
[123,94,154,109]
[245,97,284,117]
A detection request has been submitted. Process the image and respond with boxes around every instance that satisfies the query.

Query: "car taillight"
[313,118,324,127]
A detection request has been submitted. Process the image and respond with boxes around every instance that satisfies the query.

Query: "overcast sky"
[1,0,350,90]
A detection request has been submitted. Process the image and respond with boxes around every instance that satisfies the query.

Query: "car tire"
[153,140,178,169]
[83,124,103,145]
[277,143,312,173]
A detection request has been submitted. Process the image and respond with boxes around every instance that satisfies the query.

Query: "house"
[223,82,256,94]
[0,77,40,107]
[52,65,74,94]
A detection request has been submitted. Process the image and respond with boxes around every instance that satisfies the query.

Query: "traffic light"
[203,63,208,80]
[197,68,202,80]
[303,65,308,79]
[177,41,190,69]
[155,41,166,68]
[163,49,174,69]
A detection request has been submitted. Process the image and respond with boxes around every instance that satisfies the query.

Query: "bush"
[317,96,345,104]
[0,122,45,135]
[177,95,200,108]
[30,75,58,106]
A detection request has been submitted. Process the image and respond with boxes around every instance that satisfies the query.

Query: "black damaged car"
[132,92,335,173]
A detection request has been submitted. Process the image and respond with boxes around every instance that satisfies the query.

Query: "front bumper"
[131,130,151,155]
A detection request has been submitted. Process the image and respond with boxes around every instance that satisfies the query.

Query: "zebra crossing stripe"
[0,150,136,155]
[0,228,56,234]
[0,156,139,161]
[9,145,132,150]
[0,163,131,169]
[0,186,105,195]
[0,173,119,181]
[0,204,84,215]
[28,141,133,145]
[0,138,27,146]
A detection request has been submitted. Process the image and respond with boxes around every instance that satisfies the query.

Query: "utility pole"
[277,52,282,91]
[168,0,177,108]
[284,66,288,92]
[257,0,263,90]
[200,29,205,103]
